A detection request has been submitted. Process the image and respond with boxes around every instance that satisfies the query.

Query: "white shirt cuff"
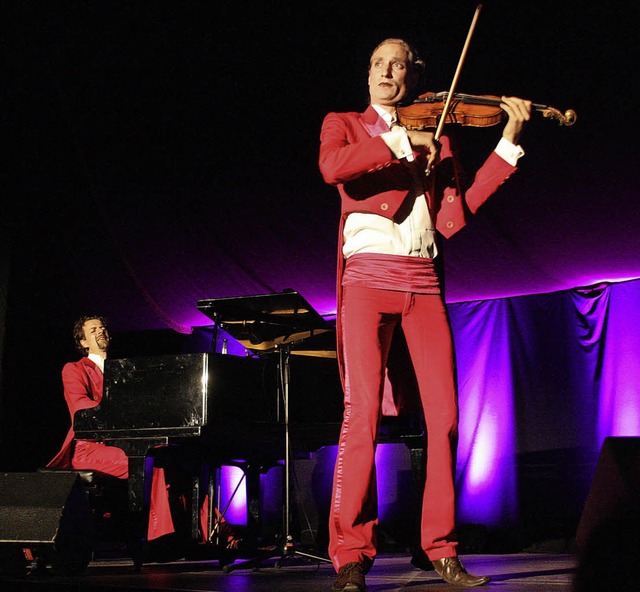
[381,128,414,162]
[495,136,525,166]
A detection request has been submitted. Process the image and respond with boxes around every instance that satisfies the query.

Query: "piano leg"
[127,455,148,572]
[236,461,264,542]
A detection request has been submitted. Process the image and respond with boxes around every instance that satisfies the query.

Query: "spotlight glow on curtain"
[449,280,640,530]
[218,465,247,525]
[594,283,640,443]
[451,300,517,528]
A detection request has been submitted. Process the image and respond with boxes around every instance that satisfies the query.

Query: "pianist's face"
[80,318,110,356]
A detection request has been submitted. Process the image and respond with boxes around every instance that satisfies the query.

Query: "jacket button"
[380,203,389,211]
[446,220,454,229]
[446,194,455,203]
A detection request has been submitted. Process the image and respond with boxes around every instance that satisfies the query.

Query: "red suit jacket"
[318,105,518,415]
[47,357,104,469]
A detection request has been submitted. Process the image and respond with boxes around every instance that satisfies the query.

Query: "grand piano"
[74,351,345,530]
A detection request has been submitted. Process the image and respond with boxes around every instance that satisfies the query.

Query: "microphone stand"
[275,344,331,567]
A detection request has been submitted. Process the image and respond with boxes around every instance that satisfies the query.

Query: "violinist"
[318,37,531,591]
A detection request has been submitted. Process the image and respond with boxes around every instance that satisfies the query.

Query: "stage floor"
[0,552,578,592]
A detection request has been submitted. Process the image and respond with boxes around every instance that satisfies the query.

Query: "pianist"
[47,315,129,477]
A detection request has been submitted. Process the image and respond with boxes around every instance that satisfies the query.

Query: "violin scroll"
[539,106,577,126]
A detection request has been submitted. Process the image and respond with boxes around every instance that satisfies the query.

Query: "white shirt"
[342,104,524,260]
[88,352,105,373]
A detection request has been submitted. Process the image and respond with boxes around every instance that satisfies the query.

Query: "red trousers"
[72,440,129,478]
[329,286,459,570]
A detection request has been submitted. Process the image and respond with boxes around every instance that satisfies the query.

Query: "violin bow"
[434,3,483,142]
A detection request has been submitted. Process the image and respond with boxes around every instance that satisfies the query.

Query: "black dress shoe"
[332,561,366,592]
[431,556,490,587]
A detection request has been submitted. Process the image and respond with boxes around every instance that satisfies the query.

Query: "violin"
[398,91,577,130]
[400,4,577,143]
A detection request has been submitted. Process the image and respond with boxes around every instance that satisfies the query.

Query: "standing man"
[319,38,531,591]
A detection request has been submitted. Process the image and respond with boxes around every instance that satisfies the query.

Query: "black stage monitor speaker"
[0,471,95,576]
[575,437,640,551]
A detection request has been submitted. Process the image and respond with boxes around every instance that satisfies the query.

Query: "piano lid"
[197,290,334,354]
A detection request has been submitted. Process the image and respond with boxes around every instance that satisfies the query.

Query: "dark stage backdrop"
[2,1,640,546]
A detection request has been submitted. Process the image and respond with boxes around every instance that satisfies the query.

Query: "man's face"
[80,318,110,356]
[368,42,415,107]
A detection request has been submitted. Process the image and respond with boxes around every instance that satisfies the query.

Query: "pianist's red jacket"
[47,357,104,470]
